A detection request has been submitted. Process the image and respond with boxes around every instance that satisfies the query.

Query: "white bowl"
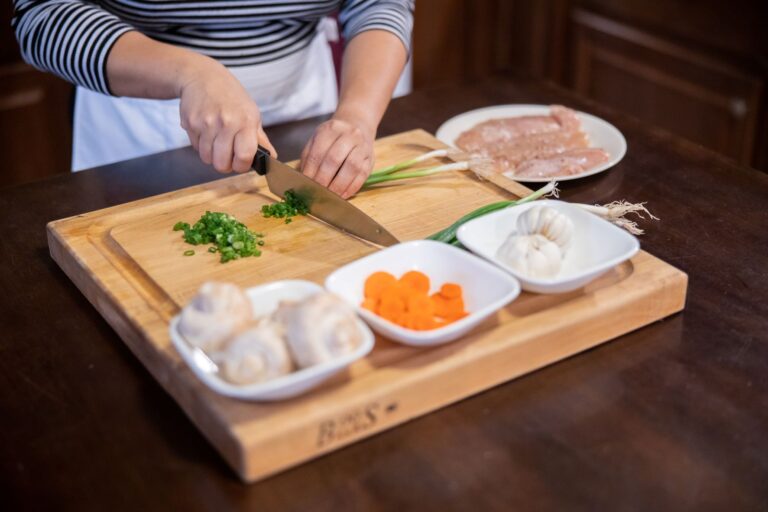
[324,240,521,346]
[169,280,374,401]
[435,104,627,182]
[457,200,640,294]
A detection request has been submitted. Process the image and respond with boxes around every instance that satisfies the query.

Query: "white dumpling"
[272,292,362,368]
[178,282,253,352]
[497,233,562,278]
[516,205,574,251]
[215,319,293,385]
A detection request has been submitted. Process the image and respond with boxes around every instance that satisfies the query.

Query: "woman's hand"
[178,59,276,173]
[299,112,375,199]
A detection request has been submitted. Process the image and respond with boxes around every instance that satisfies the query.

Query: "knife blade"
[252,146,399,247]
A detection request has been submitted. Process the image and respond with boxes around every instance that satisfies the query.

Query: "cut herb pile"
[261,190,309,224]
[173,211,264,263]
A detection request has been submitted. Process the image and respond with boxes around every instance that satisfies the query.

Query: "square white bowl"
[456,200,640,294]
[169,280,374,401]
[324,240,521,346]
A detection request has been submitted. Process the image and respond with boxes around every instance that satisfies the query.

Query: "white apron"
[72,21,339,171]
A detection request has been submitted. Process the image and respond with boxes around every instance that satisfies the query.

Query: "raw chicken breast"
[489,129,589,172]
[512,148,610,179]
[456,115,561,152]
[550,105,582,132]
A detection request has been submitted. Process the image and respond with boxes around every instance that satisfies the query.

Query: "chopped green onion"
[261,190,308,222]
[173,211,264,263]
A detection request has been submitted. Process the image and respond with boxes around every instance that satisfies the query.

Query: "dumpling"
[497,233,562,278]
[215,319,293,385]
[272,292,362,368]
[178,282,253,352]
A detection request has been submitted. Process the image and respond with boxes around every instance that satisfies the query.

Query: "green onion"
[173,211,264,263]
[426,181,558,245]
[261,189,309,222]
[364,161,470,187]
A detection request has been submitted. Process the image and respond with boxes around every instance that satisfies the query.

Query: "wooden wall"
[413,0,768,170]
[0,2,73,188]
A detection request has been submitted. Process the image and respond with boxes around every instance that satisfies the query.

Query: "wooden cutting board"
[47,129,688,482]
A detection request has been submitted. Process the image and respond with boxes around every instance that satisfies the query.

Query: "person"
[12,0,413,198]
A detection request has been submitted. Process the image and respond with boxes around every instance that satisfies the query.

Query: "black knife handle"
[252,145,271,175]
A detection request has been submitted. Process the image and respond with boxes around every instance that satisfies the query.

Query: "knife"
[252,146,399,247]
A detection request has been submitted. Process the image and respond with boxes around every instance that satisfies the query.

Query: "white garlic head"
[517,205,574,251]
[216,319,293,385]
[496,234,562,278]
[178,282,253,352]
[272,292,362,368]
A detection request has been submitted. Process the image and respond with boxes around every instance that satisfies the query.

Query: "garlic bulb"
[496,234,562,278]
[272,292,362,368]
[215,319,293,385]
[517,205,574,251]
[178,282,253,352]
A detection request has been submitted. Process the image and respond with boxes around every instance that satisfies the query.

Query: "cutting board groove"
[48,130,687,482]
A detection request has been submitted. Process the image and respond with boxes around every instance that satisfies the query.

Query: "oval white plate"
[435,104,627,182]
[325,240,521,346]
[457,200,640,294]
[170,280,374,401]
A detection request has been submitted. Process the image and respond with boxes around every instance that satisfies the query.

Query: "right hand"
[178,60,276,173]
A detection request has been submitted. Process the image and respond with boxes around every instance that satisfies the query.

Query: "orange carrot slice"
[440,283,462,299]
[361,297,378,313]
[364,271,397,300]
[399,270,430,294]
[406,294,435,316]
[431,293,449,318]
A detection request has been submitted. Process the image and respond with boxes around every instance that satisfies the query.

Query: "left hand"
[299,114,375,199]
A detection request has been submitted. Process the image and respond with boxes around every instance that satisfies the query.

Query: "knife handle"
[252,145,271,176]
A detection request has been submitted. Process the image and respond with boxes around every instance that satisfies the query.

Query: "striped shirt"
[12,0,414,95]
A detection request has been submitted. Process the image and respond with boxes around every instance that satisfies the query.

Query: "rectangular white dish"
[456,200,640,293]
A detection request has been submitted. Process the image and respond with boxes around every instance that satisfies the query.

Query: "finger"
[301,124,342,180]
[300,137,313,171]
[340,153,373,199]
[257,126,277,159]
[232,126,259,173]
[329,145,367,196]
[212,129,235,173]
[198,128,215,166]
[187,130,200,152]
[314,135,357,188]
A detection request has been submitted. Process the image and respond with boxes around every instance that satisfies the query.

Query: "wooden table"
[2,76,767,511]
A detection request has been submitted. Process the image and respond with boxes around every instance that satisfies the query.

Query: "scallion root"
[574,201,659,235]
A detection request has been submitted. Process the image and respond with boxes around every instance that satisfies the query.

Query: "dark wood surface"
[2,76,768,511]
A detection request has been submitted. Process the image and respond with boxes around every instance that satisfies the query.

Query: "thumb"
[257,126,278,160]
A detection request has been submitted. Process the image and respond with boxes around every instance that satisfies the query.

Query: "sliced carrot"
[361,297,378,313]
[399,270,430,295]
[445,311,469,322]
[412,313,437,330]
[445,295,465,315]
[365,270,468,331]
[364,271,397,300]
[406,294,435,316]
[439,283,463,299]
[431,293,451,318]
[379,286,406,323]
